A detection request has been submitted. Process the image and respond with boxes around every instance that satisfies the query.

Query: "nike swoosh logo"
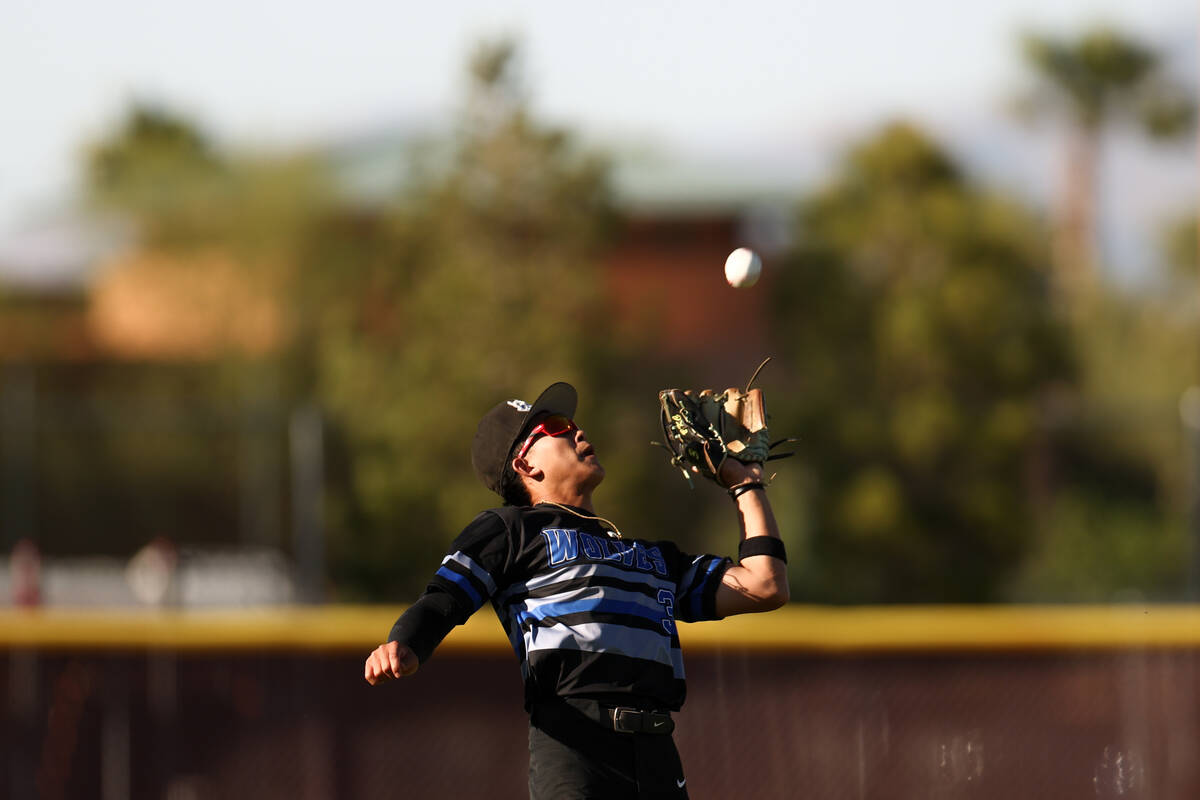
[653,720,668,728]
[676,778,687,788]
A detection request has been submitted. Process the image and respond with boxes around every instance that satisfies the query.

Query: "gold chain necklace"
[536,502,623,539]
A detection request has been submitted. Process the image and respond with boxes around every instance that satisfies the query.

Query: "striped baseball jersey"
[397,503,731,711]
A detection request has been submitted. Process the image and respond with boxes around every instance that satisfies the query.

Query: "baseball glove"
[655,358,796,486]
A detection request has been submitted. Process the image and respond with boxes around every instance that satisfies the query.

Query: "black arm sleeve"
[387,590,460,664]
[386,509,513,664]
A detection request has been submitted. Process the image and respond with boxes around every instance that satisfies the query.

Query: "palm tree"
[1018,26,1193,297]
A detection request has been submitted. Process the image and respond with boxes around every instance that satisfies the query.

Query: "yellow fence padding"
[1,604,1198,653]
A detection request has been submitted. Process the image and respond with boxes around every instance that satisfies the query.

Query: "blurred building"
[0,217,126,362]
[603,154,794,376]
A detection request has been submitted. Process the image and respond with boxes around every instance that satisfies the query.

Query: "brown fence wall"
[2,607,1198,799]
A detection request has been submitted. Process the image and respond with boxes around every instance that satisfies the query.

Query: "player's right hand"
[364,641,419,685]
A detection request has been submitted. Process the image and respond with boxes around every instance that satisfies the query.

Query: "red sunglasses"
[516,414,578,459]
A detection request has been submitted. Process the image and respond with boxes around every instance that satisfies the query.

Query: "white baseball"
[724,247,762,288]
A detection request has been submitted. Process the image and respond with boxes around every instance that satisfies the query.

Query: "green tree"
[1016,25,1193,295]
[304,39,622,599]
[769,123,1074,602]
[87,103,333,254]
[1006,211,1197,602]
[1164,216,1198,284]
[989,27,1198,600]
[86,104,225,245]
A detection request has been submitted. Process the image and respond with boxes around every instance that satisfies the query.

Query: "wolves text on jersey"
[541,528,668,576]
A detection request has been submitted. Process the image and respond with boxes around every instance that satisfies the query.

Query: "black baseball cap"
[472,382,578,496]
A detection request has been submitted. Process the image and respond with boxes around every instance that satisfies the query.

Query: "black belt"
[607,706,675,735]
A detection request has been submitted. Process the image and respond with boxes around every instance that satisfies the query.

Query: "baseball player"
[364,381,789,798]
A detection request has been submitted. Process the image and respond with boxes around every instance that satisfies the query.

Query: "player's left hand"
[718,458,763,490]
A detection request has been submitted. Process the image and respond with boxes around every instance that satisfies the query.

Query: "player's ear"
[511,455,541,481]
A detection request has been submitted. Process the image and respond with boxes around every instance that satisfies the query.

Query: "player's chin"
[584,459,605,482]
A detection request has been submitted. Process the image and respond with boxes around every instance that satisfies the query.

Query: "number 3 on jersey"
[657,589,676,634]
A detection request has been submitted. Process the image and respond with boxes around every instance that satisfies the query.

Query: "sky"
[1,0,1195,274]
